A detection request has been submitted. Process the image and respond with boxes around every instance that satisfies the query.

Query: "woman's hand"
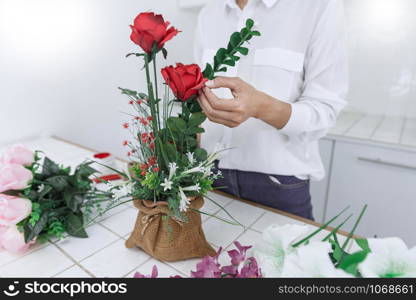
[197,76,291,129]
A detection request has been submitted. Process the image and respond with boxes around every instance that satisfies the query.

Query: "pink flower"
[0,225,32,254]
[0,144,34,166]
[0,164,33,193]
[134,265,158,278]
[191,248,223,278]
[238,257,262,278]
[0,194,32,226]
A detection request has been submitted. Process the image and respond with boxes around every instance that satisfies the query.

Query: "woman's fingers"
[198,93,239,128]
[202,87,238,112]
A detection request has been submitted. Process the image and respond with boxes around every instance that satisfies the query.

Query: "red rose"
[130,12,180,53]
[161,63,208,102]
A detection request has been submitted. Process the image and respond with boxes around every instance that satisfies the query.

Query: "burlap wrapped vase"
[125,196,216,262]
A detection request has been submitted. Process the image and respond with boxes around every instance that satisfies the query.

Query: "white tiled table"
[0,137,353,278]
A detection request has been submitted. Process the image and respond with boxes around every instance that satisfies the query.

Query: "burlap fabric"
[125,196,216,262]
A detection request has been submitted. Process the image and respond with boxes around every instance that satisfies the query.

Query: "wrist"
[255,91,292,130]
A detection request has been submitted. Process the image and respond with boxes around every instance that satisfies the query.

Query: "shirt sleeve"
[280,0,349,144]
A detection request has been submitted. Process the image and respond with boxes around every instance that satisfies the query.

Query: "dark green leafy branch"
[202,18,260,80]
[18,156,114,243]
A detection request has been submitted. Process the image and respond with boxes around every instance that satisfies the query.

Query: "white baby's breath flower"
[168,162,177,180]
[186,152,195,164]
[281,241,352,278]
[178,187,190,212]
[160,178,173,191]
[182,184,201,193]
[253,224,310,277]
[358,237,416,278]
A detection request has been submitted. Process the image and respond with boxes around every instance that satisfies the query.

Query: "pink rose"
[0,225,32,254]
[0,194,32,226]
[0,144,34,166]
[0,164,33,193]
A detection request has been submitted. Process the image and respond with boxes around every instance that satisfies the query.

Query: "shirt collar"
[224,0,279,10]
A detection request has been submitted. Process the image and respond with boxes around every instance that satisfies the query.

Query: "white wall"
[0,0,199,157]
[345,0,416,117]
[1,0,416,157]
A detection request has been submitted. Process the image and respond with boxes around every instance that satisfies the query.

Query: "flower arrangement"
[0,144,113,253]
[106,12,260,261]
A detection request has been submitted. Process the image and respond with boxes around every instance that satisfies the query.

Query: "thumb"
[205,76,239,90]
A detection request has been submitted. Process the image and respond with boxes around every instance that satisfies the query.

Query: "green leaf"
[292,206,350,248]
[24,213,48,243]
[64,190,85,212]
[217,67,227,73]
[118,87,138,97]
[76,162,97,178]
[46,175,68,192]
[223,59,236,67]
[65,213,88,238]
[229,32,242,48]
[203,63,213,79]
[189,112,207,128]
[194,148,208,162]
[236,47,249,55]
[246,18,254,29]
[241,27,249,37]
[215,48,227,64]
[251,30,261,36]
[42,157,61,177]
[167,117,186,132]
[338,250,369,276]
[186,127,205,135]
[356,238,371,252]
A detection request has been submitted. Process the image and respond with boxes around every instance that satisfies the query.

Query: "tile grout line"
[51,242,96,278]
[342,113,365,136]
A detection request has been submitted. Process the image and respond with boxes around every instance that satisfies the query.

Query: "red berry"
[123,123,129,129]
[123,140,128,146]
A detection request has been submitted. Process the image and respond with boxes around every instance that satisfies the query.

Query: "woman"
[194,0,348,220]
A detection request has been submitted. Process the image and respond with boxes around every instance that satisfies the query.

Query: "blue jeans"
[213,162,314,220]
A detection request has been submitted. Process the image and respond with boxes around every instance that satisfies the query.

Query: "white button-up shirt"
[194,0,348,180]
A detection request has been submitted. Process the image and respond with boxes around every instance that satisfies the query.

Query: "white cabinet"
[326,141,416,246]
[310,139,334,223]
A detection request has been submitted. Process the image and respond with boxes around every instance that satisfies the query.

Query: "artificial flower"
[134,265,158,278]
[0,194,32,226]
[130,12,180,53]
[186,152,195,165]
[191,248,222,278]
[253,224,310,277]
[160,178,173,191]
[182,165,203,175]
[161,63,208,101]
[281,241,352,278]
[178,187,190,212]
[0,164,33,193]
[168,162,177,180]
[358,237,416,278]
[0,144,34,166]
[0,225,32,254]
[182,184,201,193]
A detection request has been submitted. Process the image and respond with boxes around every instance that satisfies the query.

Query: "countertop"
[0,137,356,278]
[327,111,416,150]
